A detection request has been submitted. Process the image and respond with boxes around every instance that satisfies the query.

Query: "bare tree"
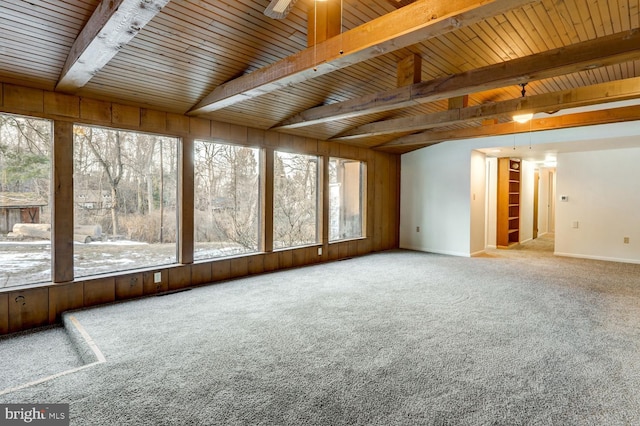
[194,142,260,253]
[77,127,125,236]
[130,133,156,215]
[273,152,318,248]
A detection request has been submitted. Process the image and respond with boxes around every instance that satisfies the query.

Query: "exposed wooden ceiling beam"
[376,104,640,151]
[331,77,640,141]
[275,29,640,130]
[187,0,537,116]
[56,0,170,92]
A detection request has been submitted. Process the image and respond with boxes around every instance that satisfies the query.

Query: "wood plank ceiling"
[1,0,639,153]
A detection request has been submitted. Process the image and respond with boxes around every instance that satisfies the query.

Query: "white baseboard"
[554,252,640,265]
[400,244,471,258]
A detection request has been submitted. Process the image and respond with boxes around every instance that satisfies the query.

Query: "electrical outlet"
[624,237,630,244]
[416,226,420,232]
[154,272,162,283]
[318,247,323,256]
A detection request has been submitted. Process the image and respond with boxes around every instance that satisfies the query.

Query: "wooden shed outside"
[0,192,47,234]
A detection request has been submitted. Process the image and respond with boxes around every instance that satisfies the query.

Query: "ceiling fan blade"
[264,0,299,19]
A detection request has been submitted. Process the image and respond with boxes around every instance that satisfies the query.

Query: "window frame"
[72,123,181,279]
[192,139,263,261]
[272,150,321,250]
[328,157,367,243]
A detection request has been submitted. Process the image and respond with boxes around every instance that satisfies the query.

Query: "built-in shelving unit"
[497,157,521,248]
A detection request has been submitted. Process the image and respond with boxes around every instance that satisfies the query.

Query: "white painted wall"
[537,169,549,235]
[485,157,498,248]
[536,168,554,236]
[400,141,471,256]
[400,121,640,260]
[550,171,556,232]
[470,150,486,255]
[555,147,640,263]
[519,160,535,244]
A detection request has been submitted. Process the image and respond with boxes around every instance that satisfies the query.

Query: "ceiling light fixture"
[264,0,299,19]
[513,113,533,123]
[512,82,532,124]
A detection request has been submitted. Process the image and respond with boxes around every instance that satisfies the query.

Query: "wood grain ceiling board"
[0,0,638,150]
[0,0,99,89]
[290,1,636,121]
[386,0,418,8]
[74,1,293,111]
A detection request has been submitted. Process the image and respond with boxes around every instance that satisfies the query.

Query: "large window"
[329,158,365,241]
[73,125,178,278]
[194,141,260,259]
[0,113,365,289]
[273,151,319,249]
[0,114,52,287]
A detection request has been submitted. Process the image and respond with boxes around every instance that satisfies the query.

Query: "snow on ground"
[74,240,150,246]
[0,240,51,246]
[0,240,249,288]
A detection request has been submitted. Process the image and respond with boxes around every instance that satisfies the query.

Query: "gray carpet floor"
[0,326,84,391]
[1,235,640,425]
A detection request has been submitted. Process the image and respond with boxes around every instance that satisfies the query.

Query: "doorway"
[484,158,556,250]
[536,167,556,238]
[533,170,539,239]
[527,167,556,253]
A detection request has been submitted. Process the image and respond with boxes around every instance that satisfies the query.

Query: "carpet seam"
[0,315,106,396]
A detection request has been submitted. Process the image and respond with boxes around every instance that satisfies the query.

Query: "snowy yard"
[0,239,247,288]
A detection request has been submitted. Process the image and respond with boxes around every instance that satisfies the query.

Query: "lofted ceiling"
[1,0,639,154]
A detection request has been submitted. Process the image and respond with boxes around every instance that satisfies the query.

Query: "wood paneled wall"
[0,83,400,335]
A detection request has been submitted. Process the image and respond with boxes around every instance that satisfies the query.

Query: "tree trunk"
[111,186,119,237]
[147,174,154,214]
[159,141,164,243]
